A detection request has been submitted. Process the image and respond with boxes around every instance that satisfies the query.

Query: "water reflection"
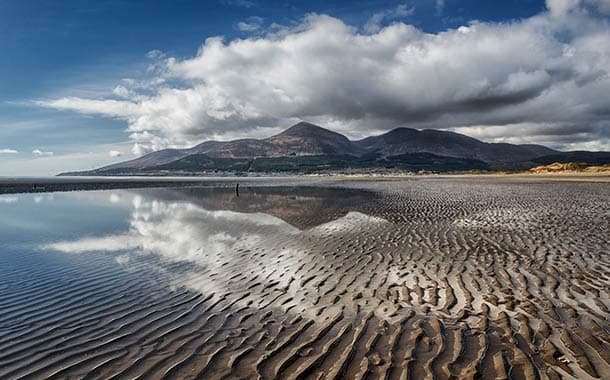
[140,186,379,229]
[0,195,18,203]
[47,195,299,266]
[43,187,386,307]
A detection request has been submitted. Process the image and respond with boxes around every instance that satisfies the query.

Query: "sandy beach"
[0,172,608,195]
[0,177,608,379]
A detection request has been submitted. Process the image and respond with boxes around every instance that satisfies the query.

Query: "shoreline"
[0,172,608,195]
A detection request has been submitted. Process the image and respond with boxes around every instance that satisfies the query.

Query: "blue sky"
[1,0,608,175]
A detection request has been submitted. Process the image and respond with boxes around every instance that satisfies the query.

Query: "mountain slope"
[105,122,360,169]
[100,149,188,171]
[147,152,490,174]
[355,128,557,162]
[185,122,361,158]
[60,121,608,176]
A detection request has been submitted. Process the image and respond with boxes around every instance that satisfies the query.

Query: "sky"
[1,0,609,176]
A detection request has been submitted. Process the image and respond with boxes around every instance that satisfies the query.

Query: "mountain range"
[60,122,610,175]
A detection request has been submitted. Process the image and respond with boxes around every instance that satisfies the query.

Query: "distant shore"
[0,176,258,195]
[330,171,610,182]
[1,171,608,195]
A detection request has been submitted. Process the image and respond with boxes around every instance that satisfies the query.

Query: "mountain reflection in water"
[44,187,386,303]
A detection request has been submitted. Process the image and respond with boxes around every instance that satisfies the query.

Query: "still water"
[0,186,380,379]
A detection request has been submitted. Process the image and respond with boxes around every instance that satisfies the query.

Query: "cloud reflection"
[46,195,300,264]
[44,191,387,314]
[0,195,18,203]
[45,194,305,296]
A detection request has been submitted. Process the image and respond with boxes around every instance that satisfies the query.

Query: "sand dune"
[529,162,610,174]
[0,179,608,379]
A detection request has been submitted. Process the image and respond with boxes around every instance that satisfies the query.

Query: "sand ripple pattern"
[0,179,609,379]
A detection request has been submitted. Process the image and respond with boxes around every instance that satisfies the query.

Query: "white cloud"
[587,0,610,14]
[364,3,415,33]
[547,0,610,16]
[546,0,581,17]
[36,6,610,153]
[112,85,134,98]
[36,97,138,118]
[0,140,133,176]
[145,49,164,59]
[32,149,54,156]
[0,149,18,154]
[109,150,122,157]
[237,16,264,32]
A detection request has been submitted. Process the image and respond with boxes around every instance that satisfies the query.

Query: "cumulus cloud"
[32,149,54,156]
[588,0,610,14]
[36,4,610,153]
[546,0,581,16]
[0,149,18,154]
[112,85,134,98]
[364,3,415,33]
[548,0,610,16]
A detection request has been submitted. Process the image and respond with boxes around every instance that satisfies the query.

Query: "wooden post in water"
[235,183,239,197]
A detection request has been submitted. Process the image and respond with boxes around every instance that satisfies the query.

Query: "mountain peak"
[277,121,337,137]
[267,121,356,156]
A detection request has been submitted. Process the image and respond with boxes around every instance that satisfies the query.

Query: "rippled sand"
[0,178,608,379]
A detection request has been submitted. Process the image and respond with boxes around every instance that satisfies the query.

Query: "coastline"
[1,172,608,195]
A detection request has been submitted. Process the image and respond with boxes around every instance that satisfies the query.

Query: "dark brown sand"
[0,178,608,379]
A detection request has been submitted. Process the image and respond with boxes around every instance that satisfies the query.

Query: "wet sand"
[0,173,608,195]
[0,178,608,379]
[0,176,251,194]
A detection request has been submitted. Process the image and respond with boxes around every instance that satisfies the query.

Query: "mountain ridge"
[60,122,609,175]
